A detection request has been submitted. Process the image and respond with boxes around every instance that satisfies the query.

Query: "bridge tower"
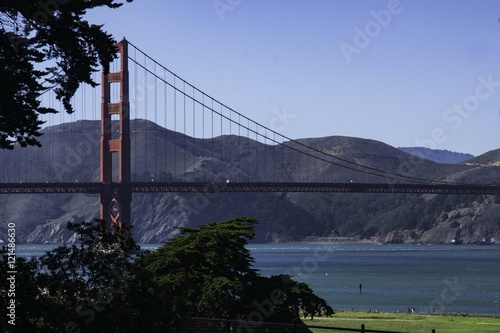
[100,38,131,228]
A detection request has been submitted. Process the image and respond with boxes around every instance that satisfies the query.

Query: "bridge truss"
[1,182,500,195]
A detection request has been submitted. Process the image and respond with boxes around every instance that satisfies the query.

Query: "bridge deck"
[1,182,499,195]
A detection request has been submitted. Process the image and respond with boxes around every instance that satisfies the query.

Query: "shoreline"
[250,238,500,246]
[13,240,500,246]
[332,308,500,318]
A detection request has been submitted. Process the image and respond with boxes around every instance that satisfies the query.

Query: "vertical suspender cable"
[314,151,321,182]
[75,85,79,182]
[220,103,223,180]
[81,82,85,181]
[273,132,276,182]
[247,118,250,181]
[93,72,97,181]
[47,92,52,182]
[183,81,186,181]
[164,68,168,179]
[263,127,266,181]
[133,47,137,180]
[211,99,214,177]
[238,113,241,182]
[229,106,232,171]
[281,135,286,182]
[35,99,41,182]
[59,99,63,181]
[202,94,205,180]
[26,124,31,181]
[192,87,196,178]
[297,142,301,181]
[173,76,177,178]
[154,62,158,179]
[255,123,259,181]
[264,128,268,182]
[72,94,76,182]
[144,54,148,180]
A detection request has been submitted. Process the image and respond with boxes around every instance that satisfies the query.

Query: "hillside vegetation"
[398,146,474,164]
[1,119,499,244]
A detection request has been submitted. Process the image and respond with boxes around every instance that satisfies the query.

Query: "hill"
[0,119,499,244]
[465,148,500,166]
[398,147,474,164]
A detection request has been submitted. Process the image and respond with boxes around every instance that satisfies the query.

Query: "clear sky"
[84,0,500,156]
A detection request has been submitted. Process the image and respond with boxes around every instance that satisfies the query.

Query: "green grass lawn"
[303,311,500,333]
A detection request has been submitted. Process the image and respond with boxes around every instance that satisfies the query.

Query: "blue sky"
[83,0,500,156]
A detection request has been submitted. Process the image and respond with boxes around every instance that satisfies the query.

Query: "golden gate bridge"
[1,39,499,227]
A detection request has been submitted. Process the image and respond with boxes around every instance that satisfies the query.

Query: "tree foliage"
[140,217,334,326]
[0,0,131,149]
[1,217,334,332]
[297,192,483,240]
[140,217,261,321]
[0,219,142,332]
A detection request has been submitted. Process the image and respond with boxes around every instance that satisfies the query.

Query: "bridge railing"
[1,181,500,195]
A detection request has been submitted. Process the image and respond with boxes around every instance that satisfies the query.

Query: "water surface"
[16,242,500,315]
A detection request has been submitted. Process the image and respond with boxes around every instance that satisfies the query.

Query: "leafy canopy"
[1,217,334,332]
[141,217,260,320]
[141,216,334,324]
[0,219,142,332]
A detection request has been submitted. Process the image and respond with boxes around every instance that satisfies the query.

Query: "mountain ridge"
[0,119,499,244]
[398,146,475,164]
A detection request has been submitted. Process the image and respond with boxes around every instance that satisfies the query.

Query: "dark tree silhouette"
[0,0,131,149]
[141,217,334,327]
[0,217,333,332]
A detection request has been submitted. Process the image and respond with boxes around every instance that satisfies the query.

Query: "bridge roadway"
[1,181,500,195]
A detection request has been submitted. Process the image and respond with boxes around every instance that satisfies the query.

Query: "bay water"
[16,242,500,316]
[249,243,500,316]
